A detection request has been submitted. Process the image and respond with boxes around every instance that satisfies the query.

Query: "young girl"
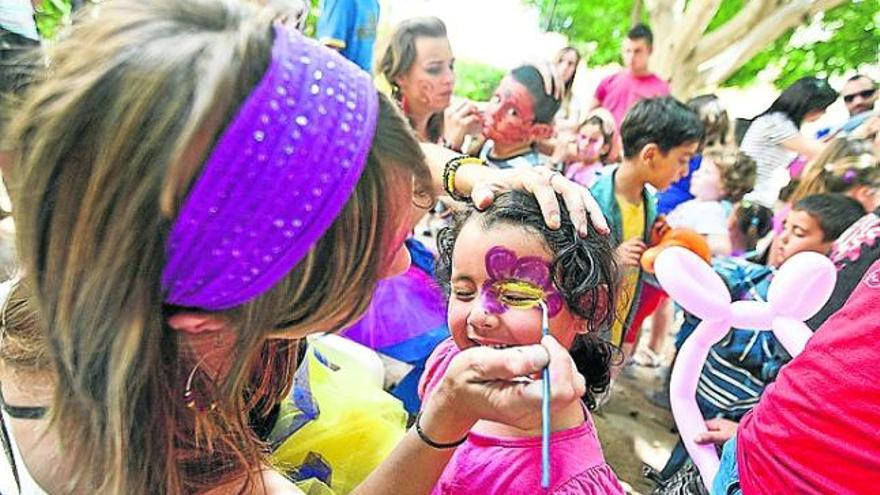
[667,149,757,256]
[564,111,615,188]
[727,201,773,257]
[419,191,625,494]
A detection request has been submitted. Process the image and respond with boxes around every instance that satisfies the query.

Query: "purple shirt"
[594,70,670,129]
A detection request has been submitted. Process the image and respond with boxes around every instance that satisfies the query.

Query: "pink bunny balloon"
[653,247,836,489]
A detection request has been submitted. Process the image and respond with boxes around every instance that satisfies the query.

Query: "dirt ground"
[593,364,679,495]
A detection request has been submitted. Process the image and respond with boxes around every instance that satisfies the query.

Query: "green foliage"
[727,0,880,89]
[526,0,879,88]
[453,60,505,102]
[34,0,72,40]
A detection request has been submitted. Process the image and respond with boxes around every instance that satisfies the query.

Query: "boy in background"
[590,96,704,354]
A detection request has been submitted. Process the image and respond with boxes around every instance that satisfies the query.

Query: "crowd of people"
[0,0,878,494]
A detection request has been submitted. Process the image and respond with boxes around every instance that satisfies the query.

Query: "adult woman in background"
[740,76,837,207]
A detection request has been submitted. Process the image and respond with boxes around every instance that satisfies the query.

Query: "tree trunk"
[630,0,643,26]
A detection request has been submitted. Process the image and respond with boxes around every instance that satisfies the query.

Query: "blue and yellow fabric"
[270,338,407,494]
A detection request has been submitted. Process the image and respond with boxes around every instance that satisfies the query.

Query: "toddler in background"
[420,190,625,494]
[564,109,616,188]
[667,150,757,256]
[727,201,773,257]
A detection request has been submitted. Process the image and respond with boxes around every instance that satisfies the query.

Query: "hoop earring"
[182,358,217,412]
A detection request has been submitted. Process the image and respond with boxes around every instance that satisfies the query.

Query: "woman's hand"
[468,165,609,237]
[443,100,483,152]
[695,418,739,445]
[421,144,609,237]
[418,335,587,441]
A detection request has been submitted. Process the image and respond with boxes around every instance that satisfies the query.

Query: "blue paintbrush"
[538,300,551,488]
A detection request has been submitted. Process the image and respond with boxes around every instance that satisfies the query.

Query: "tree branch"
[693,0,776,65]
[667,0,723,67]
[698,0,849,86]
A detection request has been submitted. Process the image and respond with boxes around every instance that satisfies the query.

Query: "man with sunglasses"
[836,74,877,136]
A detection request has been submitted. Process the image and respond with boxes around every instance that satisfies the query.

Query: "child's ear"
[530,123,554,141]
[639,143,659,166]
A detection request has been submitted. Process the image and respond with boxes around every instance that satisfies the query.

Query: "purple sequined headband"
[162,25,379,310]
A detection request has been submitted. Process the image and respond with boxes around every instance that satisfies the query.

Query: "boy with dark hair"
[590,23,670,130]
[472,64,561,169]
[590,96,704,349]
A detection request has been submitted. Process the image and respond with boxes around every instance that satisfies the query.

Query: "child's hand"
[419,335,586,437]
[694,418,738,445]
[616,237,646,267]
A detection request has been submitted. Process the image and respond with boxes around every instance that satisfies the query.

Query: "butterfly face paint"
[479,246,563,317]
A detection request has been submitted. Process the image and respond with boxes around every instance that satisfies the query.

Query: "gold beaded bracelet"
[442,156,486,202]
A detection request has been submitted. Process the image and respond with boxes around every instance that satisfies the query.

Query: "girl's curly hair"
[436,190,622,409]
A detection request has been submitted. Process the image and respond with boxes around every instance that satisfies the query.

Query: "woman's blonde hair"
[0,279,50,370]
[790,138,878,206]
[377,16,448,143]
[8,0,428,493]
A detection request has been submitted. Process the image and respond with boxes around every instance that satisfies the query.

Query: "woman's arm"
[353,336,585,495]
[780,133,824,160]
[420,143,609,236]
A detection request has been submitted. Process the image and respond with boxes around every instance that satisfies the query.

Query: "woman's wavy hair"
[7,0,429,493]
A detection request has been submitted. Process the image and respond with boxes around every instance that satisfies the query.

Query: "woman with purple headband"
[7,0,608,493]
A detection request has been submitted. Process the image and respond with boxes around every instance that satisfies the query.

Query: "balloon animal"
[653,247,836,489]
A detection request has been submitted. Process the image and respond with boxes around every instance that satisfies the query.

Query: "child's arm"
[706,233,732,257]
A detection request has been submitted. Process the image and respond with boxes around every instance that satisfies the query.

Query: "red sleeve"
[417,338,460,403]
[594,75,611,102]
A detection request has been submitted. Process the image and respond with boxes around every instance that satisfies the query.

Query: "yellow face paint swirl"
[493,280,547,310]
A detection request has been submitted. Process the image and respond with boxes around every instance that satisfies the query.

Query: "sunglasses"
[843,88,876,103]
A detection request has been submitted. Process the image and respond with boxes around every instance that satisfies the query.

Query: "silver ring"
[548,171,563,188]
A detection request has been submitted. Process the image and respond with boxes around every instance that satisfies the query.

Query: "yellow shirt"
[610,194,645,346]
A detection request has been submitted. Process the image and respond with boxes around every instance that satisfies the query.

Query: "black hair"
[620,96,704,159]
[733,201,773,251]
[627,23,653,46]
[792,193,865,241]
[846,74,875,84]
[509,64,561,124]
[759,77,838,128]
[436,190,621,410]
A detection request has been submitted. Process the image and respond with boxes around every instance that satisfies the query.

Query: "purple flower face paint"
[479,246,564,317]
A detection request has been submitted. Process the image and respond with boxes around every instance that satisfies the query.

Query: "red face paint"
[482,76,537,146]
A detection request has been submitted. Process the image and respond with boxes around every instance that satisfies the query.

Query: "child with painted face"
[563,111,615,187]
[419,190,625,495]
[474,65,561,169]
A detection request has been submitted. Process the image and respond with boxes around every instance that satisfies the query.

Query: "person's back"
[736,258,880,494]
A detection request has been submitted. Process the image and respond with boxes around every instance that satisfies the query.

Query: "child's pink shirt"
[419,339,625,494]
[565,162,604,188]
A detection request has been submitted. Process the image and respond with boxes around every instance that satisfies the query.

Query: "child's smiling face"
[447,220,581,351]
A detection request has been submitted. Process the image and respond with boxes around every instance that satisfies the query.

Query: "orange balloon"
[641,228,711,274]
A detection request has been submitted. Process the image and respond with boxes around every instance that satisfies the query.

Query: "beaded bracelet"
[414,411,468,449]
[442,156,485,203]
